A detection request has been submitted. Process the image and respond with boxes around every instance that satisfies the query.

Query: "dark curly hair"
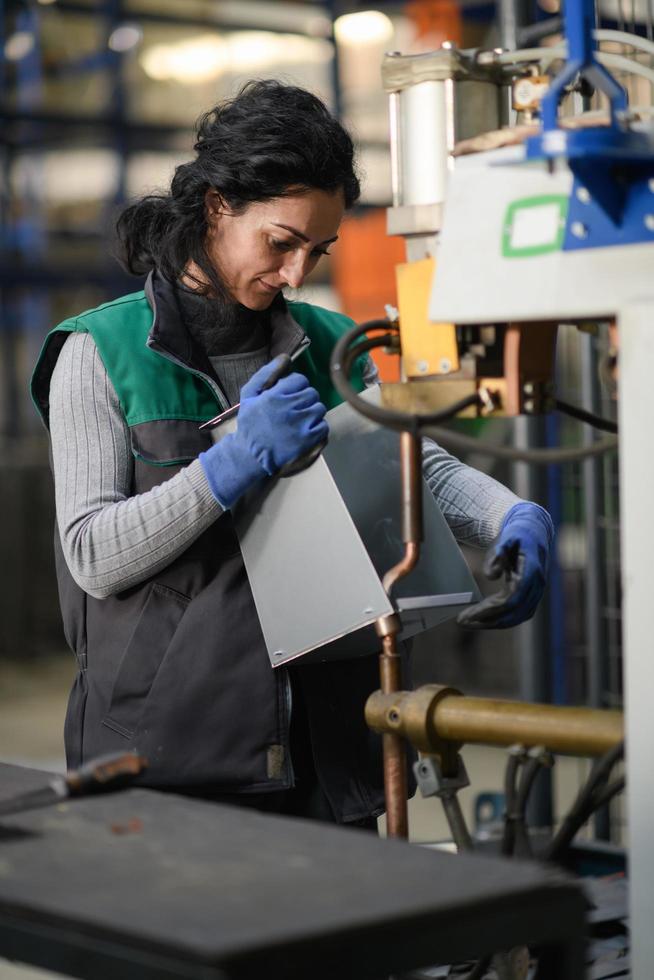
[116,80,360,296]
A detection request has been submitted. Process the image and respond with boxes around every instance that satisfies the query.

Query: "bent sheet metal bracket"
[233,388,479,668]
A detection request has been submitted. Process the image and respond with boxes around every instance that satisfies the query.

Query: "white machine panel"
[430,147,654,324]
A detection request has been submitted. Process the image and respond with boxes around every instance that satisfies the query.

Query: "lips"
[258,279,281,292]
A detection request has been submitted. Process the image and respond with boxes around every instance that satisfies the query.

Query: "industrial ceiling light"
[4,31,35,61]
[108,24,143,53]
[140,31,331,84]
[140,36,226,83]
[333,10,394,46]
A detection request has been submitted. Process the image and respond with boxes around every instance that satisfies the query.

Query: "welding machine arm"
[199,356,328,510]
[456,502,554,629]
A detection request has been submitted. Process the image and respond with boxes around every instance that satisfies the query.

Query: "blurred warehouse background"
[0,0,629,843]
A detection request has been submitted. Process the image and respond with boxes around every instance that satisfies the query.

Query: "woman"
[31,80,552,826]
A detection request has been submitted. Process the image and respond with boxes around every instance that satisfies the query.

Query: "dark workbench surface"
[0,762,586,980]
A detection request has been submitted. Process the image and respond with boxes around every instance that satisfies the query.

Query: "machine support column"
[618,299,654,979]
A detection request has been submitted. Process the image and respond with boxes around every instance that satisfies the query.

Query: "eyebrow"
[271,223,339,246]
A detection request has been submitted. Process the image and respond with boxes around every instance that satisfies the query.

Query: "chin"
[242,293,276,311]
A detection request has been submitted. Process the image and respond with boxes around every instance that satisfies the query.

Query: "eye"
[311,248,331,258]
[270,238,294,253]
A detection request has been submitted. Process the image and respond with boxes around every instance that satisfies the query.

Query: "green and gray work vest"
[31,278,386,823]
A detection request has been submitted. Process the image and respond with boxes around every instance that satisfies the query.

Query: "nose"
[279,251,311,289]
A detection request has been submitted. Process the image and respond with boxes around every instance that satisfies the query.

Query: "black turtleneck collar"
[173,280,272,358]
[145,270,308,374]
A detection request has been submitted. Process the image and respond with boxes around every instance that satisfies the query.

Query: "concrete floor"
[0,653,616,979]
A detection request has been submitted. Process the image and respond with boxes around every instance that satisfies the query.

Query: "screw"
[273,650,285,659]
[386,50,402,57]
[576,186,591,204]
[644,214,654,231]
[363,607,373,616]
[571,221,588,239]
[417,359,429,373]
[523,382,534,396]
[524,399,535,413]
[439,357,452,373]
[648,178,654,193]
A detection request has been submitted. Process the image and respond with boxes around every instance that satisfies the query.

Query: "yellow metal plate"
[396,258,459,378]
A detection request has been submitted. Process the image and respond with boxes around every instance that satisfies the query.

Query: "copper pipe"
[382,541,420,595]
[382,431,423,595]
[366,685,624,758]
[379,632,408,839]
[376,431,423,840]
[399,430,423,544]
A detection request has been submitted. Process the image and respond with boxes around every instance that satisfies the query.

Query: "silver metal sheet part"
[235,388,479,667]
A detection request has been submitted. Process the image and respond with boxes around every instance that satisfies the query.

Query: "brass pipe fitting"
[366,685,624,757]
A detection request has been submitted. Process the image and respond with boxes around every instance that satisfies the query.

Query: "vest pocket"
[102,583,190,739]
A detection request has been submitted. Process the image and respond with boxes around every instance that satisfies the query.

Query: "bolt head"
[571,221,588,239]
[416,359,429,373]
[524,399,535,413]
[439,357,452,373]
[645,214,654,231]
[576,186,591,204]
[648,178,654,193]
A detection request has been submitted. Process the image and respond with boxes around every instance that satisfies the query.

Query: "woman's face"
[204,187,345,310]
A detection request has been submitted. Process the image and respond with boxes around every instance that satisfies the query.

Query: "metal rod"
[382,542,419,596]
[388,90,403,208]
[441,793,473,851]
[382,432,423,595]
[430,695,622,755]
[376,432,423,839]
[379,632,408,839]
[366,687,624,757]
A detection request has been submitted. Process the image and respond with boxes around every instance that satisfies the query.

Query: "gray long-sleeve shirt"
[49,331,519,599]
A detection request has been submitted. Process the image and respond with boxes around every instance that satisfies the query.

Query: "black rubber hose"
[343,333,397,377]
[554,398,618,434]
[546,777,625,863]
[501,752,524,857]
[422,424,618,464]
[331,318,619,464]
[512,754,552,859]
[586,741,625,795]
[331,320,483,432]
[544,742,624,862]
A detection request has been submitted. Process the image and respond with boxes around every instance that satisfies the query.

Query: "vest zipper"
[149,331,305,790]
[146,338,230,411]
[147,334,311,416]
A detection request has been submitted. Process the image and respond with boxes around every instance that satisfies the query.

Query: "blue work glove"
[456,502,554,629]
[199,356,328,510]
